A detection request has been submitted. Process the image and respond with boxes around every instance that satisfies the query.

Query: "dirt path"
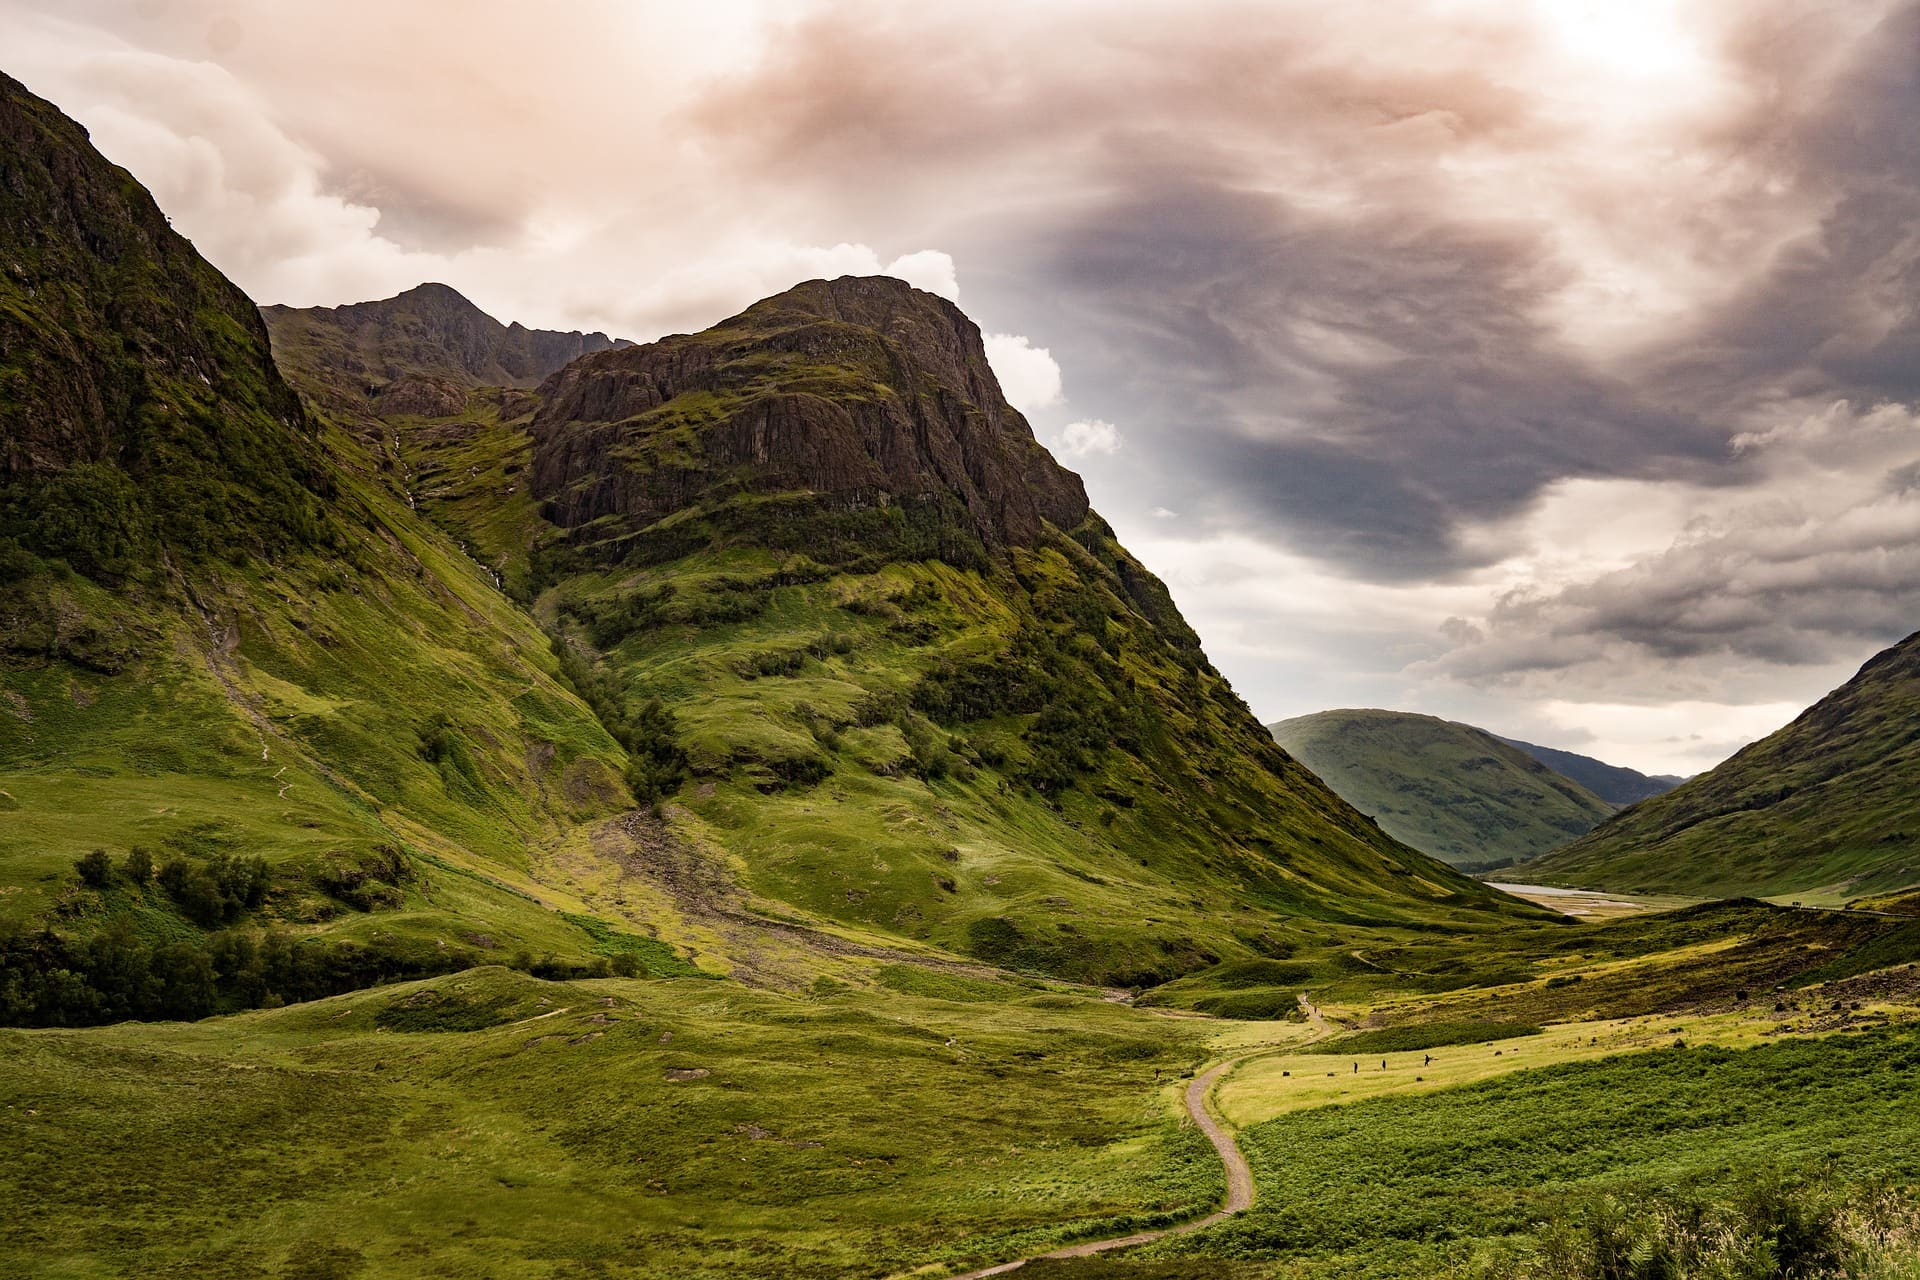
[938,994,1330,1278]
[944,1058,1247,1278]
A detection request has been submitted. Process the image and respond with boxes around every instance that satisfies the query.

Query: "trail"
[940,993,1326,1279]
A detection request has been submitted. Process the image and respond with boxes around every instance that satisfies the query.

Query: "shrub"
[74,848,115,888]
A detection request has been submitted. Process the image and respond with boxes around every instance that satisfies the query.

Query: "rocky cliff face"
[262,283,627,414]
[528,276,1089,559]
[0,71,329,578]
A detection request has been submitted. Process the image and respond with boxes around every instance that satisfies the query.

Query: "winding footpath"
[943,995,1328,1279]
[945,1061,1251,1279]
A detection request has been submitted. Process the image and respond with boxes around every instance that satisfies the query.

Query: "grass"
[1159,1022,1920,1277]
[0,966,1222,1280]
[0,418,639,977]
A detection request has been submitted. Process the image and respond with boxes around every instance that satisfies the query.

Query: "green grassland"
[1169,1022,1920,1277]
[0,417,655,1009]
[1268,709,1616,868]
[1,966,1221,1280]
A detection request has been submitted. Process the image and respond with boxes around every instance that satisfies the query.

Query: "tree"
[74,848,115,888]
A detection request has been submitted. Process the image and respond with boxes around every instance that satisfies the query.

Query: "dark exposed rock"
[0,71,331,578]
[372,373,468,419]
[262,282,629,411]
[528,275,1089,555]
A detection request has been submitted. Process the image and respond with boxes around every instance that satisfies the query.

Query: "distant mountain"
[262,283,628,419]
[1268,709,1615,867]
[1497,737,1683,806]
[1529,632,1920,900]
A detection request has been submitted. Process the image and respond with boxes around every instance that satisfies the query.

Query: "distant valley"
[1267,708,1677,869]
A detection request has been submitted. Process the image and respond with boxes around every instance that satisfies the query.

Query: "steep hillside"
[0,72,654,1023]
[0,74,332,579]
[1499,735,1683,806]
[1530,632,1920,901]
[262,282,626,421]
[324,275,1542,987]
[1268,709,1616,867]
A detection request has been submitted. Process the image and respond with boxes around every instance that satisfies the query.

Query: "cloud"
[882,249,958,302]
[982,332,1063,413]
[1057,419,1122,458]
[1419,398,1920,704]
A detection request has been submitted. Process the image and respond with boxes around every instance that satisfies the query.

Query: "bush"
[73,848,114,888]
[1495,1176,1920,1280]
[121,846,154,884]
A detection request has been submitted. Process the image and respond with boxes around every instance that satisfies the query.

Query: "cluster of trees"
[74,844,271,927]
[912,616,1147,794]
[0,918,480,1026]
[574,576,783,651]
[551,639,688,807]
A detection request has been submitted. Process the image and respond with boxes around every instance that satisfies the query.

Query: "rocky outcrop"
[0,71,309,479]
[528,276,1089,555]
[263,283,628,408]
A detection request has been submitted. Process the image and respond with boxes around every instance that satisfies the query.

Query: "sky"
[8,0,1920,775]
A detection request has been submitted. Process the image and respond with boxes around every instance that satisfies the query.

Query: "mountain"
[0,73,333,580]
[346,274,1543,985]
[1528,631,1920,900]
[1267,709,1617,867]
[1498,736,1683,806]
[0,68,1537,1027]
[262,282,627,420]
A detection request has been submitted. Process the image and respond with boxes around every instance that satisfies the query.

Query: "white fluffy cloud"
[882,249,958,302]
[1057,419,1121,457]
[983,333,1064,414]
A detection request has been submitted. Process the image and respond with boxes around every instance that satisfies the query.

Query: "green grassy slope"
[1268,710,1615,867]
[0,72,662,1019]
[1529,632,1920,901]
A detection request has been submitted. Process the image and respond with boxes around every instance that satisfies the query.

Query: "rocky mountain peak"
[529,275,1089,561]
[262,282,629,406]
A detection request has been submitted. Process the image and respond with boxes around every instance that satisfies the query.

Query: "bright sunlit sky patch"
[8,0,1920,773]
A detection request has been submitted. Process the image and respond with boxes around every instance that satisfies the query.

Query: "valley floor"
[10,900,1920,1279]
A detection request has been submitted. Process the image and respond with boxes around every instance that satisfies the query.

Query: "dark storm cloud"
[1019,175,1718,579]
[687,0,1920,697]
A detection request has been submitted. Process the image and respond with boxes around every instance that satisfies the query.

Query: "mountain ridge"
[1498,735,1684,806]
[1268,708,1617,867]
[262,281,628,421]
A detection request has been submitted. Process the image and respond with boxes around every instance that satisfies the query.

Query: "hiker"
[1424,1054,1431,1067]
[1352,1062,1358,1074]
[1381,1059,1387,1071]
